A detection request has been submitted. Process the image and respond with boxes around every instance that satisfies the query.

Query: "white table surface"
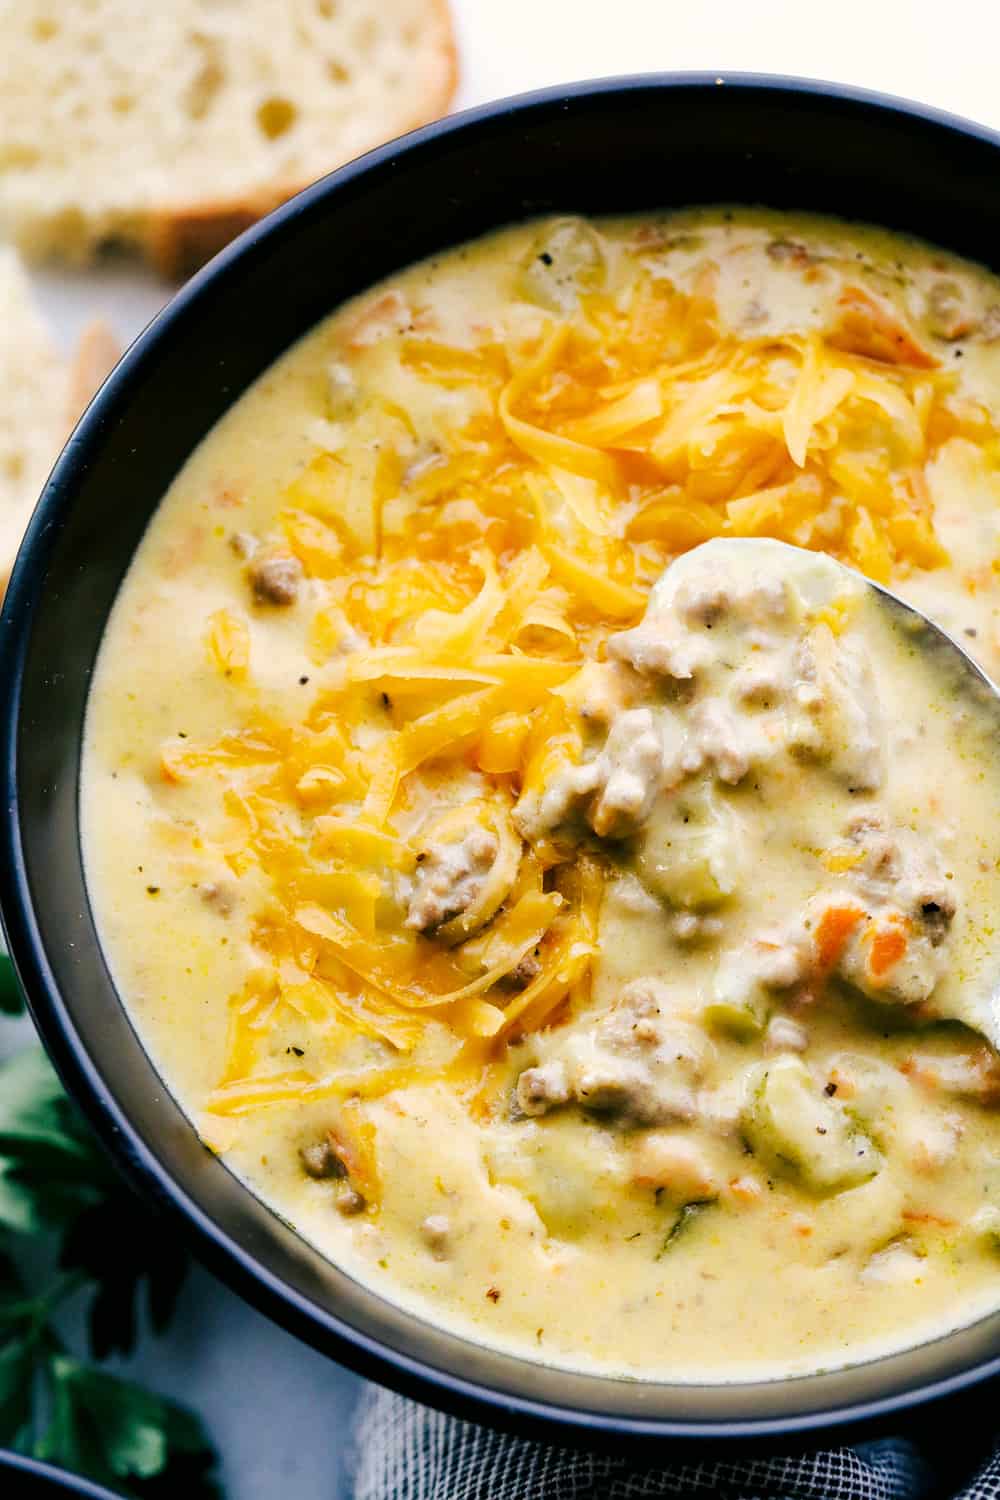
[10,2,1000,1495]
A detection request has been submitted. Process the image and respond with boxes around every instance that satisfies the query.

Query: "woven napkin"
[352,1384,1000,1500]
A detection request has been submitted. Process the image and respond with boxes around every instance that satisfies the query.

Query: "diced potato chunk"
[923,278,979,341]
[968,1205,1000,1252]
[631,1131,719,1201]
[637,790,742,911]
[518,218,608,313]
[485,1118,629,1238]
[860,1241,926,1286]
[742,1055,881,1196]
[824,1052,902,1118]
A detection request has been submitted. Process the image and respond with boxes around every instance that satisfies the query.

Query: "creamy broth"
[83,211,1000,1380]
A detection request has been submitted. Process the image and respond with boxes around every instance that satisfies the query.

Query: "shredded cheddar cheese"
[159,233,996,1121]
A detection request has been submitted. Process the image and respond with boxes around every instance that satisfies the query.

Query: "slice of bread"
[0,0,458,280]
[0,248,119,588]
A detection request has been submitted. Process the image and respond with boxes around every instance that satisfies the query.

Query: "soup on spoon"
[528,535,1000,1047]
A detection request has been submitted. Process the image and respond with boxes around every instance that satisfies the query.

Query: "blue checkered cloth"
[351,1385,998,1499]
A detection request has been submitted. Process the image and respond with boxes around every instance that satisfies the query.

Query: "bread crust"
[0,315,121,597]
[66,319,121,429]
[146,0,459,282]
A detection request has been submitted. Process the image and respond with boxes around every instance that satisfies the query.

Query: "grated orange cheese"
[169,248,996,1124]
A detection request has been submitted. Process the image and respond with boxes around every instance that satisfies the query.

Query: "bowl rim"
[0,1451,126,1499]
[6,70,1000,1446]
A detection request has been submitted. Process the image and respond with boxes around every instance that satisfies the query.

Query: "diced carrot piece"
[814,904,865,973]
[330,1098,380,1208]
[868,919,909,977]
[899,1056,936,1090]
[828,286,938,369]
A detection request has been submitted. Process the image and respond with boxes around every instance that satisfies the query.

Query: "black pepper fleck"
[146,886,160,896]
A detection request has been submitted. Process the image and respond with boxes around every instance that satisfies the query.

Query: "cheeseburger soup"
[84,211,1000,1379]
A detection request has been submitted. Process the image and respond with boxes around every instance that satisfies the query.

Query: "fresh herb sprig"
[655,1197,717,1260]
[0,959,22,1018]
[0,982,222,1497]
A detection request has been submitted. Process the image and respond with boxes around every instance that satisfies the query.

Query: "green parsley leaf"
[0,1048,97,1169]
[60,1186,188,1359]
[0,1048,188,1355]
[0,1041,223,1494]
[0,1049,109,1237]
[655,1198,717,1260]
[0,1252,35,1449]
[37,1358,220,1498]
[0,954,23,1018]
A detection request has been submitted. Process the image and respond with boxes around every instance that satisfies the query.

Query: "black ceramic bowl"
[0,1453,124,1499]
[6,74,1000,1451]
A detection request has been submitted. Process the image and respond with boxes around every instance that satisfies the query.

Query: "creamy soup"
[83,211,1000,1381]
